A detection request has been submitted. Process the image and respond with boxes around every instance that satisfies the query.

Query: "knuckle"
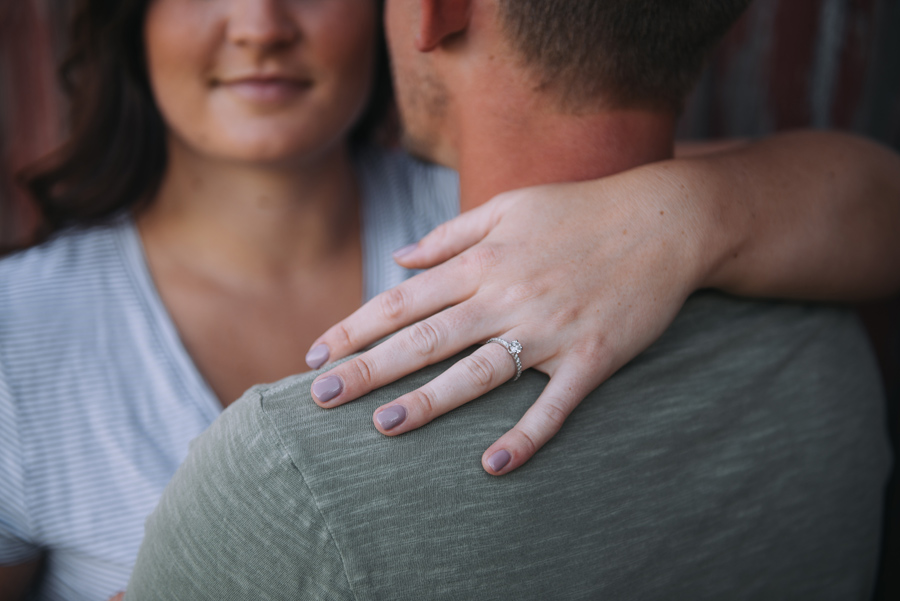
[549,305,580,329]
[461,245,503,277]
[514,428,540,457]
[462,353,499,389]
[405,320,443,358]
[502,280,543,305]
[569,334,611,365]
[572,336,608,364]
[407,387,437,416]
[349,354,378,388]
[491,189,518,206]
[379,287,409,322]
[331,322,356,350]
[429,222,451,246]
[536,399,570,434]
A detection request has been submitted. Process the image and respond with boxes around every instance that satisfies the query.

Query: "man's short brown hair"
[498,0,751,112]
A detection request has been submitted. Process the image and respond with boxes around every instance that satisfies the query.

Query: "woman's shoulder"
[0,220,133,323]
[2,218,128,273]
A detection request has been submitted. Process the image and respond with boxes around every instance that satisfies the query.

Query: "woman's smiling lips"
[215,75,313,104]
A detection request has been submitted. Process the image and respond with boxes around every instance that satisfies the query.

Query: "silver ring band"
[484,337,523,381]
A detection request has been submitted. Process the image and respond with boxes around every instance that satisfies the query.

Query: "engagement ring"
[484,337,524,381]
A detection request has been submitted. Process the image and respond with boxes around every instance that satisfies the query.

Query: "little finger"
[481,362,599,475]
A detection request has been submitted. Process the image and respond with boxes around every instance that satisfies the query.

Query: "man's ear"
[416,0,472,52]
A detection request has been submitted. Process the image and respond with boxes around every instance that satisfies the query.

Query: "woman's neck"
[137,138,361,287]
[135,138,365,404]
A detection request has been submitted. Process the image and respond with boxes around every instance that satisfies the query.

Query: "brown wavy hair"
[20,0,391,247]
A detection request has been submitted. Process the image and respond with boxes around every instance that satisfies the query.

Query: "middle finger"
[310,300,496,407]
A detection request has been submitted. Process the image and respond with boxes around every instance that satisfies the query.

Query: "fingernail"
[375,405,407,430]
[306,344,330,369]
[392,243,418,259]
[487,450,511,473]
[312,376,343,404]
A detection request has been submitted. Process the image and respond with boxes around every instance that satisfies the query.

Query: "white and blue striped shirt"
[0,148,458,600]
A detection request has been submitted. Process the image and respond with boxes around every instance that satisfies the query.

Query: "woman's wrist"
[678,149,757,296]
[639,154,751,299]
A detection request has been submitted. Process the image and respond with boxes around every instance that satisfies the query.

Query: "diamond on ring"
[484,337,524,381]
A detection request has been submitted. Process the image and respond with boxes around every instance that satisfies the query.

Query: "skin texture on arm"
[696,130,900,300]
[304,129,900,476]
[0,558,42,601]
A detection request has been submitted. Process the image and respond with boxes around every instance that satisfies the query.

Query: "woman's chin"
[190,135,341,167]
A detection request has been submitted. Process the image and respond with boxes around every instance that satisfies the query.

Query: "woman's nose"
[227,0,300,49]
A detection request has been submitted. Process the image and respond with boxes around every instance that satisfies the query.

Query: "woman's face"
[144,0,377,164]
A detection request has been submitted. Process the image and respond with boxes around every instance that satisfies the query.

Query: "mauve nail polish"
[306,344,330,369]
[392,243,418,259]
[375,405,407,430]
[487,450,511,472]
[312,376,343,404]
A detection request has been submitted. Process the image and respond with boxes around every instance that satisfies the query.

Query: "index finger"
[393,195,508,269]
[306,259,476,369]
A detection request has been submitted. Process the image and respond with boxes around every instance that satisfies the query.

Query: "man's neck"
[453,101,676,212]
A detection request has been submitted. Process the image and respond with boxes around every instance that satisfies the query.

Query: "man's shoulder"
[603,291,881,423]
[649,291,877,385]
[248,291,881,497]
[249,353,524,484]
[231,288,882,480]
[140,293,888,600]
[128,381,357,601]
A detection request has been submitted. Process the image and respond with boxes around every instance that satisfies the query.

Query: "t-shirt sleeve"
[124,388,354,601]
[0,358,41,565]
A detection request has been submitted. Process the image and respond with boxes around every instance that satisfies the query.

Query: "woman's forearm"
[692,130,900,301]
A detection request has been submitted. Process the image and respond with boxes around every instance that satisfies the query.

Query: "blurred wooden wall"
[0,0,898,598]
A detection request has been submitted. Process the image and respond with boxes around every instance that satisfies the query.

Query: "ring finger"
[371,332,533,436]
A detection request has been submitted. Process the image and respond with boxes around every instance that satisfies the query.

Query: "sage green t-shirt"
[126,293,890,600]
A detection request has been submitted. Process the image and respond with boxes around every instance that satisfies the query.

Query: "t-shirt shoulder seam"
[252,388,361,601]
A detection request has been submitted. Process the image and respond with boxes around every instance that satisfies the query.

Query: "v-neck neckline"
[107,149,419,417]
[115,217,225,419]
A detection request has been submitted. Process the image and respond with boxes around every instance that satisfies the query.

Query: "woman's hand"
[305,159,724,475]
[305,130,900,476]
